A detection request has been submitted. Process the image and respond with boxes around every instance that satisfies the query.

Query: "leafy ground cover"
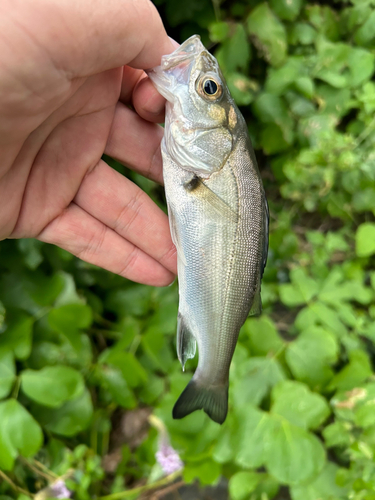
[1,0,375,499]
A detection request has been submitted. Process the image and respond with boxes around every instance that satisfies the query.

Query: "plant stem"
[19,457,55,481]
[11,376,21,399]
[98,471,182,500]
[0,469,33,498]
[33,459,59,479]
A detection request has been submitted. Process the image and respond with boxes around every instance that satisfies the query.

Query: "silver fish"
[147,35,268,424]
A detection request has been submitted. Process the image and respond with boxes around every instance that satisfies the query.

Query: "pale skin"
[0,0,178,286]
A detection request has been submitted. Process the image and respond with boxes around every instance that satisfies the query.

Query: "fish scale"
[147,35,268,424]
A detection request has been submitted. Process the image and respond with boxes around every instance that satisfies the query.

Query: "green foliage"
[1,0,375,499]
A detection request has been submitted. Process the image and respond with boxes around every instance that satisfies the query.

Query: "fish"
[147,35,269,424]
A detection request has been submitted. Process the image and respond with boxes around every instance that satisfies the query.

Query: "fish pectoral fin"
[249,282,262,317]
[184,176,238,223]
[173,377,228,424]
[177,313,196,371]
[168,206,187,266]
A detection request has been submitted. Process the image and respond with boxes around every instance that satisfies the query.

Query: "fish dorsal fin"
[177,313,196,371]
[184,175,238,224]
[261,196,269,279]
[249,282,262,317]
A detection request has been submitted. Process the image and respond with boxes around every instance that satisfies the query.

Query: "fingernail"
[169,37,180,50]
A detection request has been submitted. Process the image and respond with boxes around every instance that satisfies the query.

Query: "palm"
[12,70,122,239]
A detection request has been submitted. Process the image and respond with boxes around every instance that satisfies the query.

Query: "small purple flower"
[156,441,183,475]
[50,480,71,499]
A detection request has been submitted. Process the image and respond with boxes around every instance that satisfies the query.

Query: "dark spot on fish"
[184,175,201,192]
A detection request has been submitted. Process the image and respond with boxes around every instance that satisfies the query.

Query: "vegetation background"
[1,0,375,498]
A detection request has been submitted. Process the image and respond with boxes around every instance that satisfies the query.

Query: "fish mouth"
[159,35,203,70]
[146,35,205,102]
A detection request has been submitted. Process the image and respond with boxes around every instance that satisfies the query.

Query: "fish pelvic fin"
[177,313,196,371]
[172,378,228,424]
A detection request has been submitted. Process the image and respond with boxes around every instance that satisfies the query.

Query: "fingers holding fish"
[132,75,166,123]
[73,160,177,276]
[119,67,165,123]
[105,102,165,184]
[38,202,175,287]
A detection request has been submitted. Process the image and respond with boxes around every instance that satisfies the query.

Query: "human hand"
[0,0,178,286]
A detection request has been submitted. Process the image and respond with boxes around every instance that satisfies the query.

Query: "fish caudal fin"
[172,379,228,424]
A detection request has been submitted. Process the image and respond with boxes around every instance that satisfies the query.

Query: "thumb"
[3,0,176,78]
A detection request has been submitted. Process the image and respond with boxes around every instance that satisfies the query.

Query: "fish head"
[147,35,242,177]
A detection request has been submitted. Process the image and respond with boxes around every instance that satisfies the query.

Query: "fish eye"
[197,76,223,101]
[203,79,218,95]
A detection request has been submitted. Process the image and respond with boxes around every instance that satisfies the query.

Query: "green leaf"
[226,73,256,106]
[105,285,152,318]
[291,461,348,500]
[17,239,44,270]
[260,123,294,154]
[0,351,15,399]
[54,272,86,307]
[0,399,43,470]
[270,0,303,21]
[286,327,338,389]
[139,375,164,405]
[323,421,352,448]
[252,476,280,500]
[229,471,261,500]
[252,93,291,125]
[99,365,136,409]
[212,417,237,464]
[0,313,33,360]
[354,10,375,46]
[247,3,287,67]
[350,383,375,428]
[242,316,285,356]
[289,23,317,45]
[215,24,251,73]
[183,459,221,485]
[141,329,174,373]
[303,302,347,337]
[100,350,148,388]
[328,350,372,391]
[306,5,340,41]
[280,269,319,307]
[48,303,93,351]
[295,77,315,98]
[347,47,375,87]
[232,357,286,408]
[34,389,93,437]
[209,21,230,43]
[356,222,375,257]
[266,58,304,95]
[21,366,84,407]
[235,406,274,468]
[271,380,330,430]
[265,416,326,485]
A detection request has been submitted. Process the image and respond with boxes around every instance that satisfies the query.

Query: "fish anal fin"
[177,313,196,371]
[172,377,228,424]
[249,282,262,317]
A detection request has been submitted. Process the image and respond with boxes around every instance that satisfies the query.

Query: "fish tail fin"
[172,378,228,424]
